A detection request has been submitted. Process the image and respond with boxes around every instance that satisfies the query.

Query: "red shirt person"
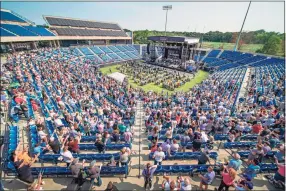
[252,122,263,134]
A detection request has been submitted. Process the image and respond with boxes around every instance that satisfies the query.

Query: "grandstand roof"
[147,36,200,45]
[43,15,122,30]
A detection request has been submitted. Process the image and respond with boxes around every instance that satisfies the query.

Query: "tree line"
[127,29,284,56]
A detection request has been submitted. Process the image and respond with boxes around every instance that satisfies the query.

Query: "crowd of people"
[1,47,285,191]
[118,62,191,90]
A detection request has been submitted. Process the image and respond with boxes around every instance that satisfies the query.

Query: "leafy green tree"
[259,35,281,55]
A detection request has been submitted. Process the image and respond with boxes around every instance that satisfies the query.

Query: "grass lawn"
[100,64,209,94]
[202,42,263,53]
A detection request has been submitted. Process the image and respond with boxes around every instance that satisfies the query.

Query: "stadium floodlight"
[162,5,172,38]
[234,1,251,51]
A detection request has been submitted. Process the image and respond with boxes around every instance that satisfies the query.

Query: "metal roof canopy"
[147,36,199,45]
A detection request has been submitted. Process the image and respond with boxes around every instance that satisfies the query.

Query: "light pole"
[163,5,172,38]
[234,1,251,51]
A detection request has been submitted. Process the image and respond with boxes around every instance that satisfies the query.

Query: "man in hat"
[87,160,102,187]
[70,158,85,187]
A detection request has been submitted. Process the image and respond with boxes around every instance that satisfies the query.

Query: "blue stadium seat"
[1,11,26,23]
[23,26,55,36]
[0,27,16,36]
[1,24,38,36]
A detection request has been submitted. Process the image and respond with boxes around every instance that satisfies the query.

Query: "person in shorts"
[199,166,215,190]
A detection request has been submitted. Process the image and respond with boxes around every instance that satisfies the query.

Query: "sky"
[2,2,284,33]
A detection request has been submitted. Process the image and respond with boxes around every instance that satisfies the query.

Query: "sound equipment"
[147,43,150,54]
[179,46,183,59]
[165,48,168,59]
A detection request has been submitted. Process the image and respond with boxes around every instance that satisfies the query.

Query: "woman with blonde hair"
[215,167,237,191]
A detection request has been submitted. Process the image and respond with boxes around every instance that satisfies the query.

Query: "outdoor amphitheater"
[0,4,285,191]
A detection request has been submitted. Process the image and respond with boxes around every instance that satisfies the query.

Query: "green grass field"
[202,42,263,53]
[100,64,209,94]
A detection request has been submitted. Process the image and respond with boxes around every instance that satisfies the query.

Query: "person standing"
[87,160,102,187]
[199,166,215,190]
[142,163,157,190]
[215,167,237,191]
[153,147,165,165]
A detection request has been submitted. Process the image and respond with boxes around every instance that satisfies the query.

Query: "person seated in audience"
[54,115,65,131]
[233,174,254,191]
[48,136,60,154]
[243,159,261,180]
[228,153,242,171]
[180,131,190,153]
[67,136,80,154]
[247,144,264,164]
[33,142,50,155]
[37,126,48,144]
[169,139,179,156]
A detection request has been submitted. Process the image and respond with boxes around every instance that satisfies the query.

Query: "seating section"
[39,153,121,162]
[149,152,218,160]
[151,164,278,174]
[52,27,127,37]
[224,142,257,149]
[237,151,278,159]
[1,24,37,36]
[214,134,258,141]
[1,10,27,23]
[6,165,128,177]
[0,28,16,36]
[79,47,94,56]
[99,46,113,54]
[45,16,122,30]
[206,49,221,58]
[23,26,55,36]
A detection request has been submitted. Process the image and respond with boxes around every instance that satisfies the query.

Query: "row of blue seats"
[81,135,127,143]
[224,142,257,149]
[79,143,131,151]
[206,49,221,58]
[6,164,128,177]
[8,126,19,153]
[1,24,54,37]
[214,134,258,141]
[148,142,207,150]
[151,163,278,174]
[237,151,278,159]
[39,153,121,162]
[148,151,218,160]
